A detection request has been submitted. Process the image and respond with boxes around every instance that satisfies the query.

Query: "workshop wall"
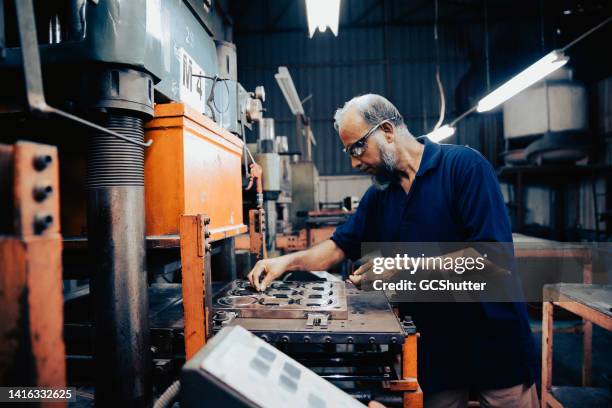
[232,0,610,238]
[234,0,505,175]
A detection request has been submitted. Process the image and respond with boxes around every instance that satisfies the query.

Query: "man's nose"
[350,156,361,169]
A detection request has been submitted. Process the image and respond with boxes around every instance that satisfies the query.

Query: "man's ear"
[381,122,394,143]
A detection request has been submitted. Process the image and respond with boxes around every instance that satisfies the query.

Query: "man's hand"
[348,259,373,288]
[247,257,290,292]
[246,240,346,291]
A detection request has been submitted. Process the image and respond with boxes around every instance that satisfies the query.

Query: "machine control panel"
[181,325,365,407]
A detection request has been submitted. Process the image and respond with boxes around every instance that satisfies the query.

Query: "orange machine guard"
[145,103,247,241]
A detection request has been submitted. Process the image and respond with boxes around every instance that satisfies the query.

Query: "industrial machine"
[181,325,366,408]
[276,135,294,235]
[0,0,263,406]
[273,66,321,229]
[254,118,282,255]
[210,280,422,407]
[0,2,419,408]
[502,68,590,165]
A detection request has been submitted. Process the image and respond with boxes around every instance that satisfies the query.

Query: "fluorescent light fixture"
[274,66,304,115]
[426,125,456,143]
[305,0,341,38]
[477,50,569,112]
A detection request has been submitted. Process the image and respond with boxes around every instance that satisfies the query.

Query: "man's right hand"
[247,257,290,292]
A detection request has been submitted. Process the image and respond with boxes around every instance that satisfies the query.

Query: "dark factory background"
[229,0,612,242]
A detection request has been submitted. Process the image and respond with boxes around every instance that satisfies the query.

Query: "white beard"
[371,140,397,190]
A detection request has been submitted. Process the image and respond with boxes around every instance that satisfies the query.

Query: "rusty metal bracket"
[179,214,213,359]
[0,141,66,394]
[248,208,267,259]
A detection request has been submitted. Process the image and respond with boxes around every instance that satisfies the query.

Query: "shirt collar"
[415,136,443,177]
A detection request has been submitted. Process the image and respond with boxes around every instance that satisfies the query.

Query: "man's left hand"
[348,259,373,288]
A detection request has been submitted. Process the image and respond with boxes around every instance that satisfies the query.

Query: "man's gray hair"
[333,94,405,131]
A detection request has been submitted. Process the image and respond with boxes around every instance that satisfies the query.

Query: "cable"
[192,74,231,120]
[239,121,259,179]
[50,107,153,148]
[241,121,249,178]
[449,106,477,127]
[560,15,612,52]
[432,0,446,131]
[484,0,491,91]
[153,380,180,408]
[213,78,231,114]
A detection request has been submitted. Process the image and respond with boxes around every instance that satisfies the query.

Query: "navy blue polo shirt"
[331,137,537,393]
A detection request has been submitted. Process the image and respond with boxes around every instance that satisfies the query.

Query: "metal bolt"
[203,216,211,225]
[33,154,52,171]
[204,230,211,238]
[260,335,269,343]
[368,337,376,344]
[214,311,228,321]
[324,336,332,343]
[34,213,53,234]
[281,336,289,343]
[33,184,53,202]
[303,336,311,343]
[346,337,354,344]
[391,337,397,344]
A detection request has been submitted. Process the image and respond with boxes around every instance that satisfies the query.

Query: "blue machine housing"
[0,0,256,133]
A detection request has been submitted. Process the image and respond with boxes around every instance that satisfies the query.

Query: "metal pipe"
[87,113,150,407]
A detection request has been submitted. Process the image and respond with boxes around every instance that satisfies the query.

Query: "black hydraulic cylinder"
[87,113,150,407]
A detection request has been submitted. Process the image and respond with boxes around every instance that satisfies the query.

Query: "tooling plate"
[212,280,348,319]
[214,283,410,345]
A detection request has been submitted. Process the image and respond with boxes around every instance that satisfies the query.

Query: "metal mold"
[217,296,258,307]
[213,280,348,319]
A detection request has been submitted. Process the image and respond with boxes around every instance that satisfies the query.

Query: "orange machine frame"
[145,103,247,241]
[0,142,66,404]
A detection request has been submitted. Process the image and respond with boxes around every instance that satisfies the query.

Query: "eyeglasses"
[342,119,393,158]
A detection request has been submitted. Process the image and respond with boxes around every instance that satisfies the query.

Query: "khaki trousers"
[424,383,540,408]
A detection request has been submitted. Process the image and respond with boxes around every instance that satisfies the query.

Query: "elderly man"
[247,94,538,408]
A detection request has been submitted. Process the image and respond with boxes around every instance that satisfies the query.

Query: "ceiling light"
[305,0,341,38]
[477,50,569,112]
[426,125,455,143]
[275,66,304,115]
